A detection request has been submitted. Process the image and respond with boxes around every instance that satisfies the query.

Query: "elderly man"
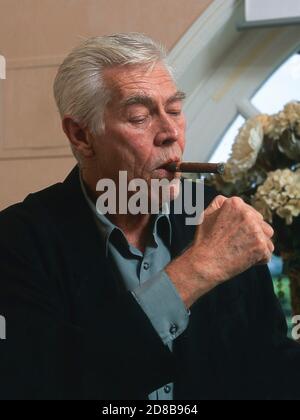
[0,33,299,400]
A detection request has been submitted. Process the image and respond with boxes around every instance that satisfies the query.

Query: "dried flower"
[223,116,265,183]
[264,102,300,140]
[209,102,300,229]
[252,169,300,225]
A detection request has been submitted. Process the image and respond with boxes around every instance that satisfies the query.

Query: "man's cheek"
[179,137,186,152]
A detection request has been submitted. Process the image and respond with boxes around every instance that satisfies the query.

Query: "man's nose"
[154,113,179,146]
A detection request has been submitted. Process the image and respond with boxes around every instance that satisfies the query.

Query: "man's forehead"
[104,63,177,99]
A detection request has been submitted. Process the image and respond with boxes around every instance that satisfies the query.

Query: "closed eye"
[168,110,182,116]
[129,116,149,124]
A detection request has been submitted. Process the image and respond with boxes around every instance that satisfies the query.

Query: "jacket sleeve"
[0,208,177,400]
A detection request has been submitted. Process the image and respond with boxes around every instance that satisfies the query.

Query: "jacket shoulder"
[1,180,63,217]
[0,182,65,250]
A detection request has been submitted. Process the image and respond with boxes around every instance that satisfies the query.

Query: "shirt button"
[143,262,150,270]
[164,385,171,394]
[169,324,178,335]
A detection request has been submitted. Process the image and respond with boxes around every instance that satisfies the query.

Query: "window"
[209,115,245,163]
[252,52,300,114]
[209,52,300,163]
[170,0,300,162]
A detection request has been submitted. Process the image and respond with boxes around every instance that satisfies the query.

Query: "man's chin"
[148,177,181,210]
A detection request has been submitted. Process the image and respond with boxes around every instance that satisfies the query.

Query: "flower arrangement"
[209,102,300,314]
[253,169,300,226]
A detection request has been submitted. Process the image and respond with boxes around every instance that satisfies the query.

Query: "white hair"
[53,33,172,140]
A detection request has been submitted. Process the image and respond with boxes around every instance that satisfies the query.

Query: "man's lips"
[153,160,182,180]
[156,159,181,170]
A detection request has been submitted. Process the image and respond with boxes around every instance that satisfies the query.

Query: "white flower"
[223,116,265,183]
[284,102,300,125]
[252,169,300,225]
[264,102,300,139]
[264,114,289,140]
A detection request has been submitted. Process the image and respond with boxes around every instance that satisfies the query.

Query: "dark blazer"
[0,166,299,400]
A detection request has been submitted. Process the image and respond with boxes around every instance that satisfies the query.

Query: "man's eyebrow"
[120,95,155,109]
[166,91,186,105]
[120,91,186,109]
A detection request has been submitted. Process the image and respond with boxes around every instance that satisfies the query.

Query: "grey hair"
[53,33,172,140]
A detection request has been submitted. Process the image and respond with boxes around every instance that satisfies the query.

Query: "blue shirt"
[79,173,190,399]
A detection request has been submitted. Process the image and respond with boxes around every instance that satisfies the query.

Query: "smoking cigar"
[165,162,225,175]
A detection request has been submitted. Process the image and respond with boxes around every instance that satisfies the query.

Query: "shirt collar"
[79,171,172,256]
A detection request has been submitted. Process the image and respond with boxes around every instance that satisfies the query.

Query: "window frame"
[169,0,300,161]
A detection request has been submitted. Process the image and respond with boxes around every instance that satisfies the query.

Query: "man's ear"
[62,116,95,158]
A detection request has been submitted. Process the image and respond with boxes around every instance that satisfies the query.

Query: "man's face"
[91,62,186,203]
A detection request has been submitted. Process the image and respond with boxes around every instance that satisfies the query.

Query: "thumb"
[204,195,227,217]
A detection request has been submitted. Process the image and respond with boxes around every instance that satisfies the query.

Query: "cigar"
[165,162,225,175]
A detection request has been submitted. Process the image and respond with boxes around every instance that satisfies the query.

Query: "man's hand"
[165,196,275,308]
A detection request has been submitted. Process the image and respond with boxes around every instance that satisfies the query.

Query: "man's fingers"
[261,222,274,239]
[267,238,275,254]
[255,238,274,266]
[244,203,264,221]
[204,195,228,217]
